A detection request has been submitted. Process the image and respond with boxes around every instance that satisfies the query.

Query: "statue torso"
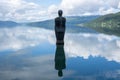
[55,17,66,32]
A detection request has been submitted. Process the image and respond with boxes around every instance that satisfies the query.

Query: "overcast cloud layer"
[0,0,120,22]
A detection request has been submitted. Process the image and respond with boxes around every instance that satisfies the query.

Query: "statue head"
[58,10,63,17]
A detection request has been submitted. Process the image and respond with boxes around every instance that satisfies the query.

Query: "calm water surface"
[0,26,120,80]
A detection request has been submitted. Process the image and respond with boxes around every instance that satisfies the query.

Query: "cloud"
[0,0,60,22]
[0,0,120,21]
[118,2,120,8]
[0,0,48,22]
[60,0,120,15]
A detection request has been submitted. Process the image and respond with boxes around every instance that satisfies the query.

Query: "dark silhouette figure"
[54,45,66,77]
[55,10,66,45]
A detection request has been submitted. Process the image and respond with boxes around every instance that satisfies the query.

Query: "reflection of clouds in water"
[0,45,72,80]
[0,54,57,80]
[0,53,73,80]
[0,52,119,80]
[0,27,120,79]
[0,26,120,62]
[65,33,120,62]
[0,27,55,51]
[64,70,120,80]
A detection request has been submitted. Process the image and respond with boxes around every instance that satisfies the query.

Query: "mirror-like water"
[0,26,120,80]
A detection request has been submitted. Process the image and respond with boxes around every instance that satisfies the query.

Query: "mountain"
[26,16,99,33]
[0,16,100,33]
[83,12,120,36]
[0,21,18,27]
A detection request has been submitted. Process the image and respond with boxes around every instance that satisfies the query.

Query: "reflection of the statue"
[55,45,66,77]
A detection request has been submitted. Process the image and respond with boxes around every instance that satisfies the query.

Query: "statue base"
[56,40,64,45]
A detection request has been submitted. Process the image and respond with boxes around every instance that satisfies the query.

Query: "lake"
[0,26,120,80]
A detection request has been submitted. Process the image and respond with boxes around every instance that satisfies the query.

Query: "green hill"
[83,12,120,36]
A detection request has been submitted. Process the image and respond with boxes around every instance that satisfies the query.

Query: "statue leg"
[56,32,64,45]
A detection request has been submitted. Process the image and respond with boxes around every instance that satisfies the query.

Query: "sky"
[0,0,120,22]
